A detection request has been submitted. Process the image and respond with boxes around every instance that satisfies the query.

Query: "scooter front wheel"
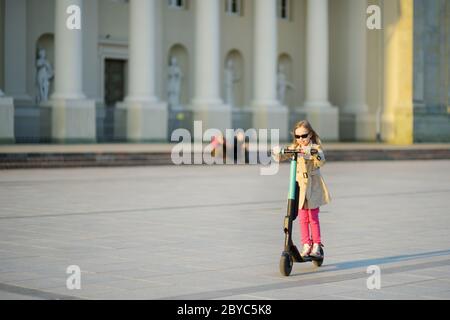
[280,252,293,276]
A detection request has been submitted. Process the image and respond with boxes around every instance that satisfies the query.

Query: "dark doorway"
[100,59,126,142]
[104,59,126,107]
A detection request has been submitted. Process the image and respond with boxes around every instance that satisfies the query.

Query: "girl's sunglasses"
[295,133,310,139]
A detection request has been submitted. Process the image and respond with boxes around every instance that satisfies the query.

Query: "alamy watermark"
[66,5,81,30]
[66,265,81,290]
[366,265,381,290]
[366,5,382,30]
[170,121,280,176]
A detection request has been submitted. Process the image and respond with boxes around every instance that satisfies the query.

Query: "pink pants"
[299,207,321,245]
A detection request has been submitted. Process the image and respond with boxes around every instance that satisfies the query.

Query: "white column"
[190,0,230,133]
[304,0,331,108]
[340,0,375,141]
[251,0,288,141]
[116,0,167,141]
[44,0,96,142]
[299,0,338,141]
[126,0,157,103]
[0,89,15,143]
[192,0,222,106]
[52,0,85,100]
[252,0,278,107]
[345,0,368,114]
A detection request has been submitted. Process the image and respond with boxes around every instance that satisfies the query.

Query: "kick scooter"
[279,147,324,276]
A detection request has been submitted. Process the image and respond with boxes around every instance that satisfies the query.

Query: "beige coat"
[274,143,331,209]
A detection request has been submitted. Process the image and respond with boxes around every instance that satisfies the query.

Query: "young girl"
[273,120,331,258]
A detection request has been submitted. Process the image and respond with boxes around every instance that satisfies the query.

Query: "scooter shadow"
[288,249,450,278]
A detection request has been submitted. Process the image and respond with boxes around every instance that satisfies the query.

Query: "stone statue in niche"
[167,56,183,108]
[36,48,54,104]
[224,59,240,107]
[277,64,294,106]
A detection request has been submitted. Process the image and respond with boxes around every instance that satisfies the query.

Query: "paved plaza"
[0,160,450,300]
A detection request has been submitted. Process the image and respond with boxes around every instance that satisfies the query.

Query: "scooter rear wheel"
[280,252,293,276]
[312,247,324,267]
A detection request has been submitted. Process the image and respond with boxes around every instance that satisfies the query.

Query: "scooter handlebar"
[280,147,318,155]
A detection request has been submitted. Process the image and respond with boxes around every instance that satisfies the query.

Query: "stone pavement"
[0,160,450,300]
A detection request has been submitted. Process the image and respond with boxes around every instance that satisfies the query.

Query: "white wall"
[4,0,29,103]
[329,0,347,111]
[366,0,384,116]
[221,0,254,107]
[26,0,54,103]
[277,0,306,108]
[0,0,4,90]
[162,0,196,105]
[83,0,99,100]
[98,0,129,41]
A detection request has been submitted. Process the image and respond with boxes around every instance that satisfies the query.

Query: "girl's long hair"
[291,120,323,147]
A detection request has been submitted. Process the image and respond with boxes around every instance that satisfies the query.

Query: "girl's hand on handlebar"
[272,145,281,155]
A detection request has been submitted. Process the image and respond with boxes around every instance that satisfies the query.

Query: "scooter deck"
[297,255,323,262]
[285,245,323,263]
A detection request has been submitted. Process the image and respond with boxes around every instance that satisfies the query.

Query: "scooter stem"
[288,154,297,200]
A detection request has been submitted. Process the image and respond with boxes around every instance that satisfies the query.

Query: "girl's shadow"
[290,249,450,277]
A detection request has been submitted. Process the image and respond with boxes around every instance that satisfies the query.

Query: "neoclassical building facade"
[0,0,449,143]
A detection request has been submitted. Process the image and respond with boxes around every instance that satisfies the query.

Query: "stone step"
[1,145,450,169]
